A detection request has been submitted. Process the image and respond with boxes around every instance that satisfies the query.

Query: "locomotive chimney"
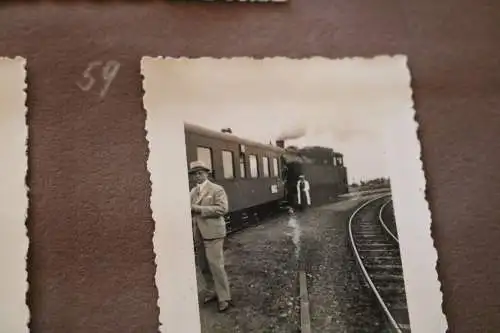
[276,139,285,148]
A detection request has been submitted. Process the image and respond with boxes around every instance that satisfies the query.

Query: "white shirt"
[197,179,209,193]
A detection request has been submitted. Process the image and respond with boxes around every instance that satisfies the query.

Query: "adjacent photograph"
[142,56,446,333]
[167,0,287,3]
[0,56,29,333]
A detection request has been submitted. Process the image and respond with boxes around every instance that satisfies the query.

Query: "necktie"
[195,184,202,202]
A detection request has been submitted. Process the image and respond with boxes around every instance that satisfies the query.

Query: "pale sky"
[151,56,413,182]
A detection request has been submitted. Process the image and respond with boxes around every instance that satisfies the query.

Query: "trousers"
[194,228,231,302]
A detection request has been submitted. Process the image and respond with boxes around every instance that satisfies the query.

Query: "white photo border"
[0,56,29,332]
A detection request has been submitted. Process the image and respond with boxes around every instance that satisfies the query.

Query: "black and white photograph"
[142,56,446,333]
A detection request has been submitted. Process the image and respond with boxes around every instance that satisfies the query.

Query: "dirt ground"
[199,213,302,333]
[198,194,389,333]
[302,196,389,333]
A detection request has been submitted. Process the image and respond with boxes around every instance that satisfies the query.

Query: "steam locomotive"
[185,122,349,233]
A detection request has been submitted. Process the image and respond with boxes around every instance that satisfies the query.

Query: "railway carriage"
[184,122,349,232]
[185,123,286,232]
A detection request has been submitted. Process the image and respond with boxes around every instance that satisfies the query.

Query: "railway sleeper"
[386,300,409,312]
[365,265,403,275]
[355,228,382,232]
[370,274,405,282]
[356,230,382,235]
[362,259,401,268]
[358,240,393,245]
[367,263,403,272]
[358,228,386,234]
[358,249,400,256]
[357,217,376,227]
[355,234,388,239]
[368,256,401,261]
[356,230,384,236]
[376,285,406,295]
[358,247,399,252]
[358,248,400,254]
[355,230,387,234]
[357,239,391,244]
[358,220,381,224]
[365,264,402,270]
[355,242,396,247]
[361,258,402,267]
[357,225,380,230]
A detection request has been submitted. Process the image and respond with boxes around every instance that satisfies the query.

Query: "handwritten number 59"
[76,60,121,98]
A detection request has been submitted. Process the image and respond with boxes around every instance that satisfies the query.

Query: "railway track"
[348,194,411,333]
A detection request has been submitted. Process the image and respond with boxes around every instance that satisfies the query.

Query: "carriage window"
[222,150,234,179]
[333,157,336,166]
[249,155,258,178]
[239,155,246,178]
[196,146,213,171]
[262,157,270,177]
[272,158,279,177]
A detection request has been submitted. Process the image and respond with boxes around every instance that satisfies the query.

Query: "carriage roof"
[184,122,285,153]
[184,122,343,161]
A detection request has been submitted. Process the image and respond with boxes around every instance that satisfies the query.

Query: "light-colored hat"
[299,175,305,179]
[188,160,211,174]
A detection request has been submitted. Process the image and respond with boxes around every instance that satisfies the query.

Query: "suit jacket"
[190,180,229,240]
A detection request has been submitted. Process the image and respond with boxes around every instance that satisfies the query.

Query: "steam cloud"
[276,124,307,141]
[277,115,377,147]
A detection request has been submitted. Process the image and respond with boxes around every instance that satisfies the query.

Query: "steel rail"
[378,199,399,242]
[347,193,403,333]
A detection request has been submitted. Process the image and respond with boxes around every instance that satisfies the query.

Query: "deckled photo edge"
[141,54,410,67]
[386,58,448,332]
[0,56,29,333]
[141,58,202,333]
[141,55,447,333]
[166,0,288,3]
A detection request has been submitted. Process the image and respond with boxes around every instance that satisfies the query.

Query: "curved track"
[378,199,399,243]
[348,195,411,333]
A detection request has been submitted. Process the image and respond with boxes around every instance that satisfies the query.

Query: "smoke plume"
[276,125,307,141]
[275,116,376,148]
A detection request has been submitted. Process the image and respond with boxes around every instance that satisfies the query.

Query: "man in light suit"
[296,175,311,211]
[189,160,232,312]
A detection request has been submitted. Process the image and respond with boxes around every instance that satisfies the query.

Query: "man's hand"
[191,204,202,214]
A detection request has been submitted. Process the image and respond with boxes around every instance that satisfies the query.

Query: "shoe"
[203,294,217,304]
[218,300,231,312]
